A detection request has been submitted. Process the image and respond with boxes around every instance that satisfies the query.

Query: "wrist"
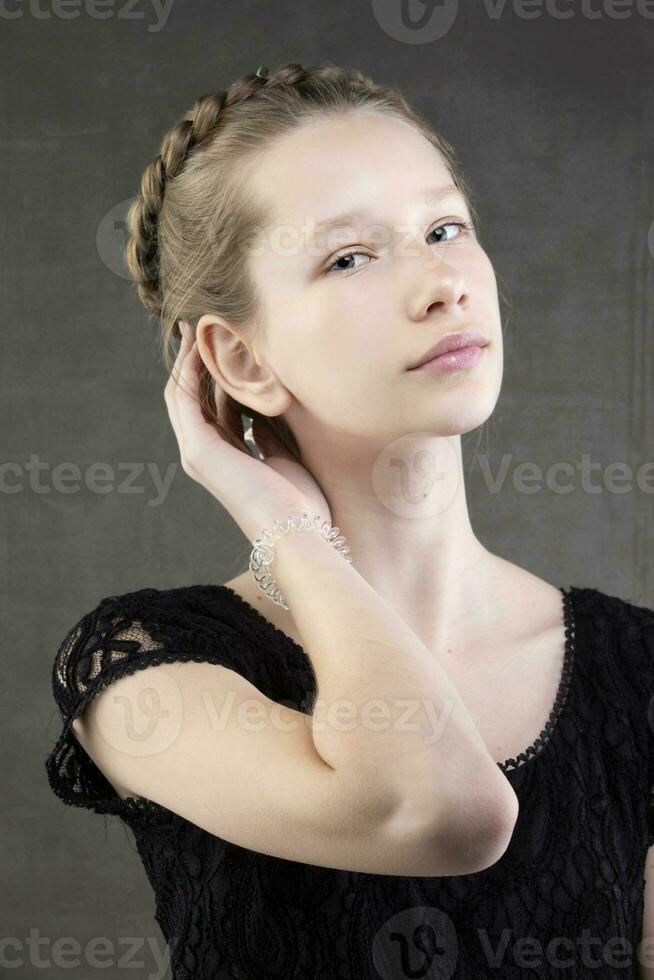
[248,511,353,610]
[249,500,328,542]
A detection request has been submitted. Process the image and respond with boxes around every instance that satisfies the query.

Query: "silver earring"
[242,414,264,460]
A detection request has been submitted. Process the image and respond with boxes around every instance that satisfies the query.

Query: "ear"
[196,312,290,418]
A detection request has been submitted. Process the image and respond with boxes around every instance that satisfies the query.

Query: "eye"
[427,219,473,245]
[323,219,474,276]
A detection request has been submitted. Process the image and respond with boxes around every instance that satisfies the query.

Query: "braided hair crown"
[124,63,310,320]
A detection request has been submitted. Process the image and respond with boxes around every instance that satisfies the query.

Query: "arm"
[270,512,519,864]
[73,658,508,876]
[68,514,517,876]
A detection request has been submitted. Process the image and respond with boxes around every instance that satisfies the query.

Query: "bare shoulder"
[489,555,566,635]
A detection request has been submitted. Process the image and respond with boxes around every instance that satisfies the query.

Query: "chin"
[433,388,500,437]
[436,415,493,438]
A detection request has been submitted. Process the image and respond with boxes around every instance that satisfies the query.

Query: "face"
[213,112,504,459]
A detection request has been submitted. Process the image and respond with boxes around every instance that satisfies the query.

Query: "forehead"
[247,112,463,242]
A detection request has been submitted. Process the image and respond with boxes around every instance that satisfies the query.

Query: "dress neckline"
[210,582,578,777]
[497,585,576,774]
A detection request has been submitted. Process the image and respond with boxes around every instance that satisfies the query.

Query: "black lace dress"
[44,583,654,979]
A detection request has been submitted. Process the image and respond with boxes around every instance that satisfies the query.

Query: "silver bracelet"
[248,512,353,610]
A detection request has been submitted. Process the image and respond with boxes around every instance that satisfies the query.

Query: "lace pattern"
[45,587,275,817]
[44,582,654,979]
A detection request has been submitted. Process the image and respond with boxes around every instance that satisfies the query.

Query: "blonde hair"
[124,60,478,464]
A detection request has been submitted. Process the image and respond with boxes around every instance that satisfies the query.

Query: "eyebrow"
[306,183,464,244]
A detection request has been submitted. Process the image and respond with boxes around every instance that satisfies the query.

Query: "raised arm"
[269,516,519,868]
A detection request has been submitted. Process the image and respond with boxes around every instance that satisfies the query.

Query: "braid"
[124,63,311,318]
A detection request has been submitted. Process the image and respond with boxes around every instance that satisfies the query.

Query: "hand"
[164,322,333,543]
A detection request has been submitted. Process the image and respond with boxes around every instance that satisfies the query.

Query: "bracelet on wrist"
[248,512,353,610]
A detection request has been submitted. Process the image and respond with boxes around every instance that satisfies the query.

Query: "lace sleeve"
[44,590,245,817]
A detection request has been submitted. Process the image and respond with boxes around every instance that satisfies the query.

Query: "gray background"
[2,0,652,975]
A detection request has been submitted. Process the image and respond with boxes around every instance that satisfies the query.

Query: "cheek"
[301,302,373,368]
[472,247,497,290]
[290,324,383,419]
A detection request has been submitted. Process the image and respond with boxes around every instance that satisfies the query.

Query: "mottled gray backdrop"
[2,0,652,976]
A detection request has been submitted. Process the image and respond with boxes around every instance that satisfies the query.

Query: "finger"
[169,321,195,388]
[169,340,204,452]
[165,322,200,451]
[164,321,194,416]
[165,322,187,446]
[174,335,202,407]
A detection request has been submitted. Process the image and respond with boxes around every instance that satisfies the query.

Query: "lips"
[407,330,489,370]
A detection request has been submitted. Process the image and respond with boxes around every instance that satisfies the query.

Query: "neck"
[297,432,505,654]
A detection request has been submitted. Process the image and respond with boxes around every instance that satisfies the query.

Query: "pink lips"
[410,344,486,374]
[407,330,489,370]
[407,329,489,374]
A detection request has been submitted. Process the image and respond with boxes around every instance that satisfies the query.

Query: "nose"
[406,244,469,320]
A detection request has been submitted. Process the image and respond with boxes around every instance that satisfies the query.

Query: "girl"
[46,61,654,979]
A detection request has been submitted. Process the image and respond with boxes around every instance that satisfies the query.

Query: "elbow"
[385,778,519,878]
[461,794,519,873]
[439,781,520,875]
